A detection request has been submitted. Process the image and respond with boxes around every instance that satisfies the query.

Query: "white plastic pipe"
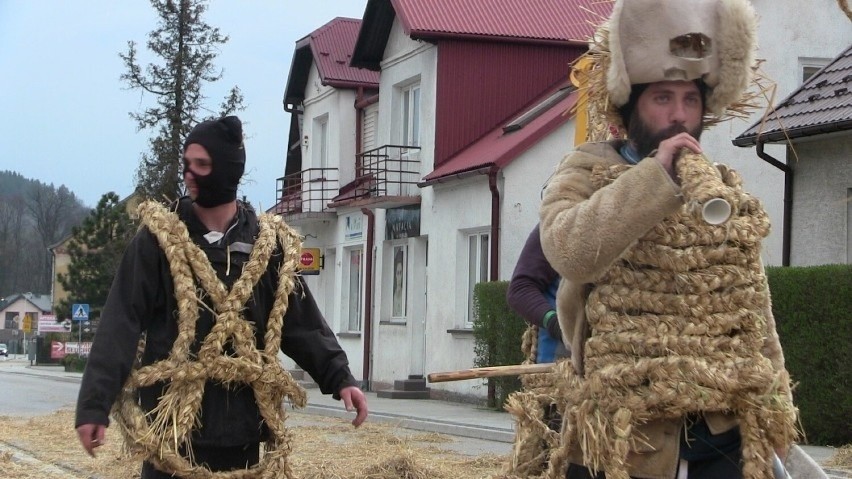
[701,197,732,225]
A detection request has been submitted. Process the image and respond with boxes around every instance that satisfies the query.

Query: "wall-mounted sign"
[298,247,322,275]
[344,214,363,241]
[386,205,420,240]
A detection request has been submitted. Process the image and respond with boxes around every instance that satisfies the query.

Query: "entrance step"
[376,376,431,399]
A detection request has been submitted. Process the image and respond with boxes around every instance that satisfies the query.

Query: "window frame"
[391,244,408,319]
[401,83,421,148]
[465,231,490,328]
[344,247,363,332]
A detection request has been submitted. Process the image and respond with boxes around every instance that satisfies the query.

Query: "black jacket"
[75,198,356,447]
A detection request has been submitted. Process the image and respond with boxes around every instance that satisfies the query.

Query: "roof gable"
[352,0,612,70]
[284,17,380,107]
[422,83,577,184]
[0,293,52,313]
[735,44,852,146]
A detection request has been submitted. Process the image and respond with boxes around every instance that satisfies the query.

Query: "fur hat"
[607,0,757,115]
[570,0,761,140]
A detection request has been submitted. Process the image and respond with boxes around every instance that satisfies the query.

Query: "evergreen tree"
[57,192,137,327]
[122,0,244,202]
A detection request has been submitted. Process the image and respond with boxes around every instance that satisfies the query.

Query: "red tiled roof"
[309,17,380,87]
[735,44,852,146]
[393,0,613,44]
[421,83,578,183]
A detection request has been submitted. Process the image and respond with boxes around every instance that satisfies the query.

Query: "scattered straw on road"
[0,408,506,479]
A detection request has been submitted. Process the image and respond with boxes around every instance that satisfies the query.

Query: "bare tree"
[121,0,244,202]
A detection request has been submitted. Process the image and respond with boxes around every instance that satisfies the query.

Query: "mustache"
[656,123,689,140]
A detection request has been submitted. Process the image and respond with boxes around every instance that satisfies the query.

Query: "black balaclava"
[183,116,245,207]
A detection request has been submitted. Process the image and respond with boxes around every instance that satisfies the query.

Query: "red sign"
[51,340,92,359]
[298,247,321,274]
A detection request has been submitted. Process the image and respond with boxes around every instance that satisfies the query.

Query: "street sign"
[38,315,66,333]
[22,315,32,333]
[298,247,322,275]
[72,303,89,322]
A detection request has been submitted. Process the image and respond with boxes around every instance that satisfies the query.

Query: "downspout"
[756,140,793,266]
[360,207,375,391]
[487,166,501,406]
[488,166,501,281]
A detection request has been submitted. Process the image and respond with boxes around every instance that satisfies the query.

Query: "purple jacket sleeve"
[506,224,560,327]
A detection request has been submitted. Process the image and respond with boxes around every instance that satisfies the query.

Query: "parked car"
[0,343,7,357]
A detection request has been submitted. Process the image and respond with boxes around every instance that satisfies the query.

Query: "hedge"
[767,264,851,446]
[472,281,528,409]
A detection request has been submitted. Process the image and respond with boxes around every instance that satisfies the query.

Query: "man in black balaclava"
[76,114,369,478]
[182,115,246,208]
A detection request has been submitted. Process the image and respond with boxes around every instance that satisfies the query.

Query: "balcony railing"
[354,145,421,199]
[274,168,339,216]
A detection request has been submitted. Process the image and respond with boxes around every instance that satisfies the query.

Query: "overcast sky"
[0,0,367,209]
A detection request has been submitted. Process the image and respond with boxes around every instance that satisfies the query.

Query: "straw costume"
[76,117,359,479]
[504,1,801,478]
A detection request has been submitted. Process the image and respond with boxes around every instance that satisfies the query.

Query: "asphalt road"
[0,364,80,417]
[0,358,511,458]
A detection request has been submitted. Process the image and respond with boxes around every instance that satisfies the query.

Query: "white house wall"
[302,63,359,186]
[500,122,577,279]
[789,135,852,266]
[699,0,852,266]
[420,177,496,398]
[376,18,437,172]
[283,215,367,381]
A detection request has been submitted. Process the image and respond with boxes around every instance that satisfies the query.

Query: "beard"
[628,110,704,158]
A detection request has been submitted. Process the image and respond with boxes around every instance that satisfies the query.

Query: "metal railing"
[274,168,339,215]
[354,145,422,199]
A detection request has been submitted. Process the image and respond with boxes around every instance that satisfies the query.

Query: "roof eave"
[410,30,588,47]
[733,119,852,147]
[418,165,495,187]
[324,79,381,90]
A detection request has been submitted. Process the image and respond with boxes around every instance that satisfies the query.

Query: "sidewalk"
[3,357,848,477]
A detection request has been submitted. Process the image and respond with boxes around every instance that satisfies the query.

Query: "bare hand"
[76,423,106,457]
[339,385,369,427]
[654,132,702,180]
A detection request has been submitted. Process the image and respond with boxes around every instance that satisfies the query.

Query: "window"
[800,58,829,83]
[391,245,408,318]
[803,66,822,83]
[313,115,329,169]
[402,84,420,147]
[346,248,363,331]
[466,232,490,327]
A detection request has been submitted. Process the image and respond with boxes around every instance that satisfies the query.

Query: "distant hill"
[0,170,42,200]
[0,170,90,299]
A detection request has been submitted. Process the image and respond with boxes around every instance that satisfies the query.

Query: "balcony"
[273,168,338,224]
[329,145,422,209]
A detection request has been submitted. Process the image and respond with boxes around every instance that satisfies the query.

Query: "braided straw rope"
[499,327,562,477]
[539,154,798,479]
[112,200,307,479]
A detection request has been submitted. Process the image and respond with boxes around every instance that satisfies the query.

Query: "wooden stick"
[427,363,555,383]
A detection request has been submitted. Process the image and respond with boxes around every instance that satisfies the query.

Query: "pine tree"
[57,192,137,328]
[122,0,244,202]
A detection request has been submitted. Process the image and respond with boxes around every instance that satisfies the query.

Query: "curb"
[302,403,515,443]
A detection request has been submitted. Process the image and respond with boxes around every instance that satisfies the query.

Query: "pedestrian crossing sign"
[72,303,89,321]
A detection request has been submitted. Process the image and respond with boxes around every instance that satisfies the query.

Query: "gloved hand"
[542,310,561,340]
